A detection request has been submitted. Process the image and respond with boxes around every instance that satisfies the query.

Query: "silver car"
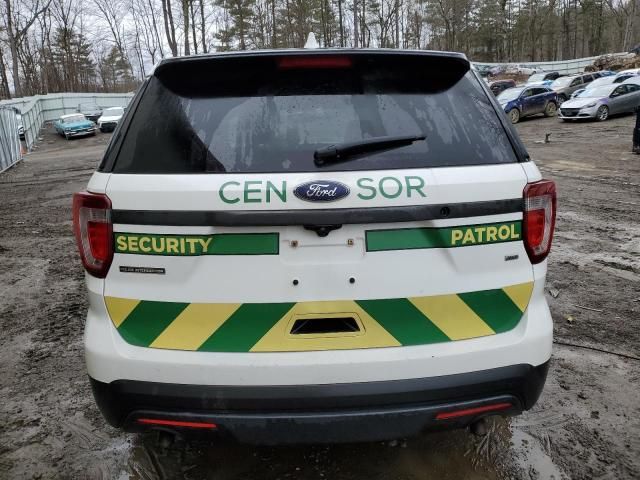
[570,76,617,99]
[550,73,599,104]
[558,83,640,121]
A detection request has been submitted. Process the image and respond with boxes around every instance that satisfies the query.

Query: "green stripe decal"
[198,303,295,352]
[458,289,523,333]
[357,298,449,345]
[114,232,279,256]
[366,221,522,252]
[106,282,534,353]
[118,301,189,346]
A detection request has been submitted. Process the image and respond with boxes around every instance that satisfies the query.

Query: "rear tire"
[596,105,609,121]
[544,102,557,117]
[508,108,520,124]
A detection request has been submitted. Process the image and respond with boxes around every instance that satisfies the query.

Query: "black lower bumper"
[90,362,549,444]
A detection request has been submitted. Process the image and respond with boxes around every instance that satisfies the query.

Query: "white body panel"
[85,160,553,386]
[103,164,528,211]
[86,264,551,385]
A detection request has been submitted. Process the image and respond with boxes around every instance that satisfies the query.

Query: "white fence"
[0,92,134,151]
[0,106,22,173]
[472,52,627,76]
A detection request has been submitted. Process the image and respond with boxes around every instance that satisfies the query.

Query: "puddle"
[510,427,566,480]
[120,427,506,480]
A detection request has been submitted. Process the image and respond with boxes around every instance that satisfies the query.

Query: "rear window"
[107,54,518,174]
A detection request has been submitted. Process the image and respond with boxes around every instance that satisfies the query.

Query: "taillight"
[523,179,556,264]
[72,192,113,278]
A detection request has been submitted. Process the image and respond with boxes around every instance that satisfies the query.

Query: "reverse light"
[278,56,352,69]
[72,191,113,278]
[523,179,557,264]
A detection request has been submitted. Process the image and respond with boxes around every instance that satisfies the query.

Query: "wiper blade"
[313,134,427,166]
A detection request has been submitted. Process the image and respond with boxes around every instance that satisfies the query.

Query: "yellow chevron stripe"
[150,302,240,350]
[105,297,140,328]
[502,282,534,312]
[409,294,495,341]
[250,300,401,352]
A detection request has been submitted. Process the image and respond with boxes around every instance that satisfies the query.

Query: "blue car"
[54,113,97,140]
[497,86,558,123]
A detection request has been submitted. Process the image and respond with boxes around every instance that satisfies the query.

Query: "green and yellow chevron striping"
[104,282,533,353]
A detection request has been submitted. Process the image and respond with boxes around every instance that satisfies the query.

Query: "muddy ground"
[0,117,638,480]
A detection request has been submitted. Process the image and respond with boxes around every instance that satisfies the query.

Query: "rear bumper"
[99,122,117,132]
[558,108,597,119]
[90,361,548,444]
[66,128,96,137]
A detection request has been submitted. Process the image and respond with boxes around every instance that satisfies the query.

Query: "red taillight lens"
[523,179,556,264]
[73,192,113,278]
[435,402,512,420]
[278,56,352,69]
[137,418,217,429]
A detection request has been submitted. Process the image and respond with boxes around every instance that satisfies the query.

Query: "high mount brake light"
[278,56,353,69]
[73,192,113,278]
[523,179,557,264]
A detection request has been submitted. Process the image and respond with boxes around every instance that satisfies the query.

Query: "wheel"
[508,108,520,124]
[544,102,557,117]
[596,105,609,121]
[557,94,567,105]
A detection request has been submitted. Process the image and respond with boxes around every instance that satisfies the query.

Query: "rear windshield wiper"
[313,134,427,166]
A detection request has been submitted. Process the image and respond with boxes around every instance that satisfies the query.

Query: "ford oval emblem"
[294,180,350,202]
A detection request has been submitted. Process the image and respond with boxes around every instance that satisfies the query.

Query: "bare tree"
[2,0,51,96]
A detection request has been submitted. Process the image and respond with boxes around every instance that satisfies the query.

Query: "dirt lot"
[0,117,639,480]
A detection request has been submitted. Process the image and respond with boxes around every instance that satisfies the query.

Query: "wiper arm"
[313,134,427,166]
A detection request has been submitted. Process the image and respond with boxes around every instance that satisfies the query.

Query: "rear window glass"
[109,55,517,174]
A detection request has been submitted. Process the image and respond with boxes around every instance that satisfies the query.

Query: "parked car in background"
[489,79,516,96]
[97,107,125,132]
[77,103,103,123]
[616,68,640,76]
[570,75,617,98]
[16,113,24,140]
[559,83,640,121]
[571,71,638,98]
[473,64,492,77]
[54,113,97,139]
[612,72,638,83]
[550,73,600,104]
[489,65,506,76]
[622,76,640,87]
[498,86,558,123]
[507,64,539,75]
[526,71,561,86]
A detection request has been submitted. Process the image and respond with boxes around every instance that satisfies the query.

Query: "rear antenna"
[304,32,319,49]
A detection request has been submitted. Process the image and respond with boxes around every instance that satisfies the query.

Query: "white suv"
[73,50,556,444]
